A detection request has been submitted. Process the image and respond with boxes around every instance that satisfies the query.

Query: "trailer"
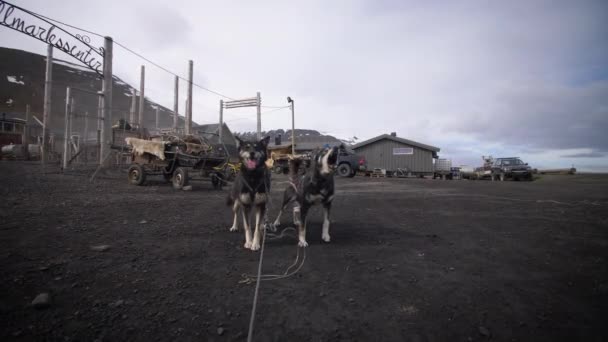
[433,158,452,180]
[124,135,229,190]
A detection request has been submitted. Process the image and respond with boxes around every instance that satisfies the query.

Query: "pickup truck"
[491,157,533,181]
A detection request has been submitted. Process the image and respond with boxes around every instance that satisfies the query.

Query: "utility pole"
[173,75,179,133]
[155,107,159,129]
[256,91,261,140]
[186,60,193,135]
[219,99,223,144]
[288,97,295,155]
[138,65,145,132]
[129,88,137,125]
[41,44,53,164]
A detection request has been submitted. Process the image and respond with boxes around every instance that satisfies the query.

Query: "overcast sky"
[2,0,608,171]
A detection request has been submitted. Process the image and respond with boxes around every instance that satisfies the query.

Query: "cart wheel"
[128,164,146,186]
[172,167,189,189]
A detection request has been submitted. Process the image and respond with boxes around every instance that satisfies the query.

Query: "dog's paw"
[229,226,238,232]
[250,241,260,251]
[244,241,252,249]
[298,240,309,248]
[322,234,331,243]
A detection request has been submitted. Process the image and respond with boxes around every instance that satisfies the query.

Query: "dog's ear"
[259,136,270,149]
[235,136,244,150]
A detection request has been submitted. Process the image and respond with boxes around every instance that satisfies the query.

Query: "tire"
[172,167,189,189]
[128,164,146,186]
[337,163,352,177]
[211,172,224,190]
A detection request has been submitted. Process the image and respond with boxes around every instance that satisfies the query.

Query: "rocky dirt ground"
[1,161,607,341]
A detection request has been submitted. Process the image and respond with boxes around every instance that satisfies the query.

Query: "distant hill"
[0,47,188,138]
[234,129,359,147]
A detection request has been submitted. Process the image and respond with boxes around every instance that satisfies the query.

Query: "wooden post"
[129,88,137,125]
[186,60,193,135]
[155,107,159,129]
[185,98,189,134]
[69,97,74,139]
[82,112,89,142]
[219,99,223,144]
[41,44,53,164]
[23,104,30,160]
[63,87,71,170]
[82,111,88,163]
[256,91,261,140]
[100,36,113,164]
[173,76,179,133]
[96,129,101,161]
[138,65,145,131]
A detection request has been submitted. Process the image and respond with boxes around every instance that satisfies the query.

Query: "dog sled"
[122,135,230,190]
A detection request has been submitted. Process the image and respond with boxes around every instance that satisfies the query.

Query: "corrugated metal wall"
[354,139,434,173]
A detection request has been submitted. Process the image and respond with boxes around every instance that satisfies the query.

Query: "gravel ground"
[1,161,607,341]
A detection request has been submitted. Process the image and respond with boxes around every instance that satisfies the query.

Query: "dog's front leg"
[322,201,332,242]
[250,202,266,251]
[241,205,252,249]
[229,201,239,232]
[295,204,310,247]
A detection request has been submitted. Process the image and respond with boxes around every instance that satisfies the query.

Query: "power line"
[22,6,288,106]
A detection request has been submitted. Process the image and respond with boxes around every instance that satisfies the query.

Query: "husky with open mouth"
[273,145,339,247]
[227,136,271,251]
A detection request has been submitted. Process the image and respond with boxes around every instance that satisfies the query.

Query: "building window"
[393,147,413,155]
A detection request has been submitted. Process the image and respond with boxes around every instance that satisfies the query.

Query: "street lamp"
[287,96,295,155]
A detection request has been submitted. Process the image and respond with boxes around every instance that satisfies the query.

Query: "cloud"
[561,152,605,158]
[2,0,608,171]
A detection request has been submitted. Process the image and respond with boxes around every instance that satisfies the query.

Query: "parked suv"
[336,147,366,178]
[491,157,532,181]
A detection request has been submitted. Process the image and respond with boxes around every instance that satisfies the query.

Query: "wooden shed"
[352,133,440,176]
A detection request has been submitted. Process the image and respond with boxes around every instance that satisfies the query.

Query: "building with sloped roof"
[352,132,440,176]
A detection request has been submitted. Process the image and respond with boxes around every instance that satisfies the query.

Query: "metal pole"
[186,60,193,135]
[101,36,113,164]
[173,75,179,133]
[23,104,30,160]
[291,100,295,155]
[155,107,159,129]
[41,44,53,164]
[219,99,223,144]
[63,87,71,170]
[256,91,261,140]
[138,65,145,131]
[129,88,137,125]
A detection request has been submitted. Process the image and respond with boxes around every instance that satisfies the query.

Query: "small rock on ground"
[182,185,193,191]
[478,326,491,337]
[90,245,110,252]
[31,293,51,309]
[217,327,225,335]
